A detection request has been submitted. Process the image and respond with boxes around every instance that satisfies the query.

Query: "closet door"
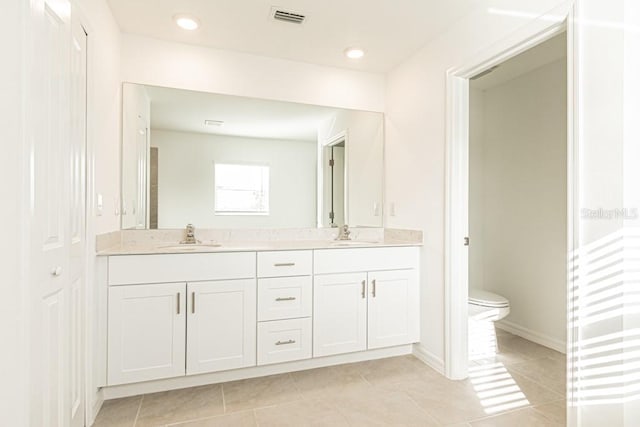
[28,1,74,425]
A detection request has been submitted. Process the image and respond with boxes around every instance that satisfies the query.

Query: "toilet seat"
[468,289,509,308]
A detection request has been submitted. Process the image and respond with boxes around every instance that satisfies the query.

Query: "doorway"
[444,20,569,381]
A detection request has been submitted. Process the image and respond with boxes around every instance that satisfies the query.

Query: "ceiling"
[107,0,480,73]
[471,32,567,90]
[144,85,341,141]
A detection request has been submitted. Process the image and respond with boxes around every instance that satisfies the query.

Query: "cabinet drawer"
[314,247,419,274]
[108,252,256,285]
[257,251,312,278]
[257,318,312,365]
[258,276,312,321]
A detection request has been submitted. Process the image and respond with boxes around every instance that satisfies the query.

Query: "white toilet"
[468,289,510,358]
[468,289,510,321]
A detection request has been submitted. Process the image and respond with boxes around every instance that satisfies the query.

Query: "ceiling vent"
[271,7,306,24]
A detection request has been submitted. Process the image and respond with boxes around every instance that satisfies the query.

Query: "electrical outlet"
[389,202,396,217]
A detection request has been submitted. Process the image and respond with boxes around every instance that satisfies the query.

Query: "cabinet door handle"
[372,279,377,298]
[275,296,296,301]
[276,339,296,346]
[177,292,181,315]
[274,262,295,267]
[361,280,366,299]
[192,292,196,314]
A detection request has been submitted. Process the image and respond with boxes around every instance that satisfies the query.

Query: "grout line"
[132,395,144,427]
[221,383,227,413]
[402,391,445,426]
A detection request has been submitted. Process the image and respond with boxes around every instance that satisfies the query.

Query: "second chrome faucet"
[181,223,200,244]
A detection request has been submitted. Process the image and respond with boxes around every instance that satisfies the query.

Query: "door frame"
[318,130,349,227]
[443,5,572,381]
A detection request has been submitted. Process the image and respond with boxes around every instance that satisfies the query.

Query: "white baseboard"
[412,343,445,375]
[496,320,566,354]
[102,345,413,400]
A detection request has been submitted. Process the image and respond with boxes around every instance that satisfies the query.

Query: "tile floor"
[94,330,566,426]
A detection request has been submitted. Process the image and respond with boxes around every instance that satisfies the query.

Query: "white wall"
[468,88,485,292]
[1,1,27,425]
[469,59,567,349]
[76,0,122,423]
[80,0,123,235]
[385,0,571,369]
[120,34,386,113]
[152,130,317,228]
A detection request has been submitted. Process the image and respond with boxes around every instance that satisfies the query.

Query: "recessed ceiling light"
[344,47,365,59]
[174,14,200,30]
[204,120,224,127]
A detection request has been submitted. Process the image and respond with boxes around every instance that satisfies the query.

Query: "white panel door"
[69,15,86,427]
[29,1,72,425]
[187,280,257,374]
[108,283,186,385]
[313,272,368,357]
[367,270,419,349]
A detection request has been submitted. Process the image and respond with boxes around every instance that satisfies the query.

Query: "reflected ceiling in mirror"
[121,84,384,230]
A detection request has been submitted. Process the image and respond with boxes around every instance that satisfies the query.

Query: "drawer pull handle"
[192,292,196,314]
[275,296,297,302]
[361,280,366,299]
[276,339,296,346]
[177,292,181,315]
[372,279,377,298]
[274,262,296,267]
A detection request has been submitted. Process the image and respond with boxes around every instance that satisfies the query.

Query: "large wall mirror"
[121,83,384,230]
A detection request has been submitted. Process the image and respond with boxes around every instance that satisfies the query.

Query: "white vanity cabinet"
[101,244,421,391]
[108,283,186,385]
[106,252,256,386]
[313,272,368,356]
[186,279,256,374]
[313,247,420,357]
[256,251,313,365]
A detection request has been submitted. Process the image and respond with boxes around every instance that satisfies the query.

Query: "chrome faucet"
[336,224,351,241]
[181,223,199,244]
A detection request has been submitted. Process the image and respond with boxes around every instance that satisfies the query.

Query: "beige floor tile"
[222,373,302,413]
[398,375,489,425]
[469,406,563,427]
[499,336,565,361]
[255,399,349,427]
[532,400,566,425]
[167,410,256,427]
[508,357,566,395]
[469,363,563,408]
[357,355,440,386]
[93,395,142,427]
[328,389,440,426]
[135,384,224,427]
[290,363,372,400]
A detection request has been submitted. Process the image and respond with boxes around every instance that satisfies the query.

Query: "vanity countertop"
[97,239,422,256]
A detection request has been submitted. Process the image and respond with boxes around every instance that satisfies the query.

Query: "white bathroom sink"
[159,243,222,251]
[329,240,380,247]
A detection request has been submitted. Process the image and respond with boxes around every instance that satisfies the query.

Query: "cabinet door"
[313,272,368,357]
[187,279,257,374]
[108,283,186,385]
[368,269,419,349]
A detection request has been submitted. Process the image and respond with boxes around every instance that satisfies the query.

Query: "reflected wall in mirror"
[121,83,384,230]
